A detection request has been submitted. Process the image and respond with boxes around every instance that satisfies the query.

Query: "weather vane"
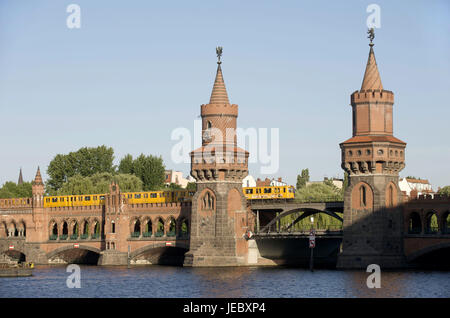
[216,46,223,64]
[367,28,375,46]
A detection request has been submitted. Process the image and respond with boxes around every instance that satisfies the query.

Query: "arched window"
[360,185,367,207]
[408,212,421,234]
[111,220,115,234]
[425,212,438,234]
[443,212,450,234]
[207,121,212,129]
[202,191,214,210]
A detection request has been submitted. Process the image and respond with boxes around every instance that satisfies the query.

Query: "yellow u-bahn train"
[43,185,296,208]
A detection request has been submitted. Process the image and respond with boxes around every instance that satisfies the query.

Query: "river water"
[0,265,449,298]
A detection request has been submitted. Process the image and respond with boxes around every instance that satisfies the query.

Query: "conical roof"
[18,168,23,185]
[361,45,383,91]
[209,63,230,104]
[33,166,44,185]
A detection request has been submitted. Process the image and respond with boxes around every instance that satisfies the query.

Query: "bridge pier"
[97,250,128,266]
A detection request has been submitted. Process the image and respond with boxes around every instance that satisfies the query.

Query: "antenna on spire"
[367,28,375,47]
[216,46,223,64]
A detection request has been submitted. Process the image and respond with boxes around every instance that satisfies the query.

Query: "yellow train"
[43,186,295,208]
[243,185,295,200]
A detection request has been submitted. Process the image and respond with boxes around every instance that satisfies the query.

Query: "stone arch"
[166,216,177,237]
[7,220,17,237]
[154,216,165,237]
[385,182,398,207]
[407,242,450,263]
[408,211,422,234]
[15,220,26,237]
[425,211,439,234]
[199,188,215,211]
[91,218,101,238]
[131,217,141,237]
[81,219,90,237]
[61,220,69,237]
[0,221,7,238]
[177,217,189,238]
[70,219,79,237]
[46,245,101,265]
[227,187,243,218]
[351,181,374,210]
[143,217,152,236]
[49,219,58,237]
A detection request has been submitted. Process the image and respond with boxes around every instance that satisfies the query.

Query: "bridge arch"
[129,242,189,265]
[425,210,439,234]
[46,245,102,265]
[441,211,450,234]
[407,242,450,269]
[260,208,343,233]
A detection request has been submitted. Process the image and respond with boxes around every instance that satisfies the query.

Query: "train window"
[246,189,253,194]
[144,194,148,198]
[46,198,50,203]
[52,198,58,202]
[93,196,97,200]
[135,194,141,199]
[79,197,83,201]
[151,193,157,198]
[85,196,91,201]
[100,196,105,200]
[128,194,132,199]
[289,188,295,193]
[60,197,64,202]
[264,188,272,193]
[283,188,286,193]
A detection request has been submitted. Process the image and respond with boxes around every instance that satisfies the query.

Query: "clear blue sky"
[0,0,449,189]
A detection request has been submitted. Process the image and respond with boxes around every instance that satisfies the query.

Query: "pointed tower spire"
[33,166,43,185]
[360,29,383,91]
[209,46,230,104]
[18,168,24,185]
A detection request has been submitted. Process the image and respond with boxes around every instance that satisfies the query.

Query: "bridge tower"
[337,33,407,269]
[184,48,251,266]
[30,167,46,242]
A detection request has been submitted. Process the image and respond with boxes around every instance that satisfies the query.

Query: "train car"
[243,185,295,200]
[123,189,196,204]
[44,194,106,208]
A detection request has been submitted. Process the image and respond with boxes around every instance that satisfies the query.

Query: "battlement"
[46,205,104,212]
[0,198,32,209]
[405,194,450,205]
[351,89,394,104]
[201,103,238,116]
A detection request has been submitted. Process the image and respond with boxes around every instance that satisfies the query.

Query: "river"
[0,265,449,298]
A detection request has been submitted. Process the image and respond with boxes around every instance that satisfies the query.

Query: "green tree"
[167,183,182,190]
[296,168,310,190]
[118,154,134,175]
[47,145,115,192]
[295,182,342,203]
[438,186,450,196]
[0,181,32,198]
[186,182,196,191]
[56,173,143,195]
[130,154,165,191]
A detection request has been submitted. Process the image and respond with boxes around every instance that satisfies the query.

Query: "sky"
[0,0,449,189]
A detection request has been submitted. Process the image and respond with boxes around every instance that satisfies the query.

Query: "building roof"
[18,168,23,185]
[361,44,383,91]
[33,166,44,185]
[341,135,406,145]
[209,63,230,104]
[405,178,430,184]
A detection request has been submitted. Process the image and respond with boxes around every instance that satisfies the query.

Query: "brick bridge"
[1,39,450,269]
[0,181,191,266]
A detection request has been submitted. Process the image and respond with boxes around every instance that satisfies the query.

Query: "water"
[0,265,449,298]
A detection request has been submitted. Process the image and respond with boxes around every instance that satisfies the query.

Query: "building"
[255,177,287,187]
[399,177,434,197]
[165,170,190,188]
[242,175,256,188]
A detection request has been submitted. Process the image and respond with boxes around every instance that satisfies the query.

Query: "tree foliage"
[55,173,143,195]
[295,182,343,203]
[296,168,310,190]
[0,181,32,198]
[186,182,196,191]
[47,145,115,192]
[118,154,165,191]
[438,186,450,196]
